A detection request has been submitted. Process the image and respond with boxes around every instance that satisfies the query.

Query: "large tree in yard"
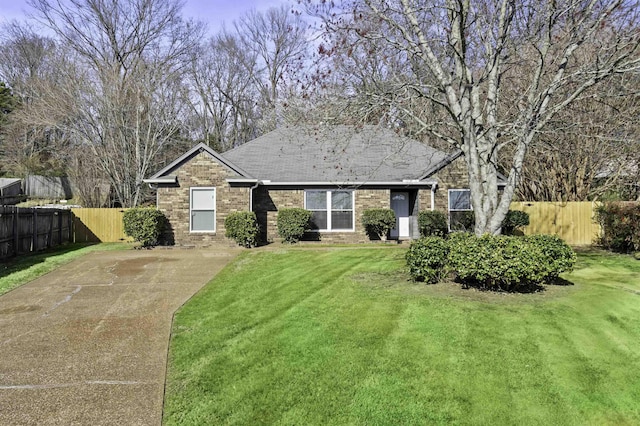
[28,0,203,207]
[308,0,640,235]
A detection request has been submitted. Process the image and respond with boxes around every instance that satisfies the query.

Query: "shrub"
[277,208,312,243]
[449,211,475,232]
[418,210,448,237]
[225,211,259,248]
[502,210,530,235]
[362,208,396,240]
[406,237,449,283]
[123,208,167,247]
[595,202,640,253]
[446,233,575,291]
[524,234,577,282]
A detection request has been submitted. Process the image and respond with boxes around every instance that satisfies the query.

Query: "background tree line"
[0,0,638,228]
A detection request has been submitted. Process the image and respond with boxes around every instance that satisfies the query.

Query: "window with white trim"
[448,189,473,231]
[190,187,216,232]
[305,190,354,231]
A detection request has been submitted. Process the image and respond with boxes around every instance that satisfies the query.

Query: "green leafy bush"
[418,210,448,237]
[406,237,449,284]
[123,208,167,247]
[524,234,576,282]
[445,233,575,291]
[225,211,259,248]
[450,211,475,232]
[361,208,396,240]
[277,208,313,243]
[502,210,530,235]
[595,202,640,253]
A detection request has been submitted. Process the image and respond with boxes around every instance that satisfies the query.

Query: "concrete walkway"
[0,247,240,425]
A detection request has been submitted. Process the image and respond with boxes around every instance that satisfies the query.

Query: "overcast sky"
[0,0,291,33]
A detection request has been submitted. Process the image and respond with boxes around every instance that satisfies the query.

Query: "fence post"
[32,208,37,252]
[58,210,63,245]
[49,211,55,249]
[12,206,18,257]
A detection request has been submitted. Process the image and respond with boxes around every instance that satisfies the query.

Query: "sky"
[0,0,290,33]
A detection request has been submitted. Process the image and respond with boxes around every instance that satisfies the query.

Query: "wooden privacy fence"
[0,206,73,259]
[0,203,603,256]
[510,201,601,246]
[71,208,131,243]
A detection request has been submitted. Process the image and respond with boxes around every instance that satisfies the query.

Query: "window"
[190,187,216,232]
[448,189,473,231]
[305,190,354,231]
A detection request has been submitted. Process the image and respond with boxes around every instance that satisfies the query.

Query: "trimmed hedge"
[277,208,312,243]
[502,210,530,235]
[362,208,396,240]
[123,208,167,247]
[595,202,640,253]
[450,211,475,232]
[406,233,576,291]
[418,210,448,237]
[448,233,576,291]
[406,237,449,284]
[225,211,259,248]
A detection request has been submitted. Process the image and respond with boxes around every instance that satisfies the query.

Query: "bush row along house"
[145,125,496,245]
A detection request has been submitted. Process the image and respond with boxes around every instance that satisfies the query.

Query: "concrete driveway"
[0,247,240,425]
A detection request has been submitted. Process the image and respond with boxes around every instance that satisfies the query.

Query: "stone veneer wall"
[155,153,467,246]
[254,188,392,243]
[430,156,470,212]
[156,152,250,246]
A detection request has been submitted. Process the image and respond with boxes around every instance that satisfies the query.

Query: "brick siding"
[157,152,249,246]
[155,152,469,246]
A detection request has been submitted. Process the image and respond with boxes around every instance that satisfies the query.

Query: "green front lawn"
[164,247,640,425]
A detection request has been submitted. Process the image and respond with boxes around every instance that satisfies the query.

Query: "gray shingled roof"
[223,125,450,183]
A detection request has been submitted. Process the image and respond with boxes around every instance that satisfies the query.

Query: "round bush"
[277,208,312,243]
[524,234,576,282]
[362,208,396,240]
[446,233,573,291]
[406,237,449,284]
[225,211,259,247]
[595,202,640,253]
[123,208,167,247]
[502,210,530,235]
[418,210,448,237]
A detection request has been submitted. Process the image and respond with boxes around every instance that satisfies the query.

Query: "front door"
[390,191,410,239]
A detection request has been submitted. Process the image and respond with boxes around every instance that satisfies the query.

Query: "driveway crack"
[42,285,82,317]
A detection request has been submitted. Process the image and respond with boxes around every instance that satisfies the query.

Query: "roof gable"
[147,142,252,180]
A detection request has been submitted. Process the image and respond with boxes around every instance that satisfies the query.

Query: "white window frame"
[448,189,472,231]
[304,189,355,232]
[190,187,216,233]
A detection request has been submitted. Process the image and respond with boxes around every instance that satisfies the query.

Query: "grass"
[0,242,132,295]
[164,247,640,425]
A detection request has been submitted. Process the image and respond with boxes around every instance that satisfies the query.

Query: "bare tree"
[308,0,640,235]
[235,5,309,129]
[187,31,260,151]
[0,25,76,177]
[513,78,640,202]
[28,0,204,207]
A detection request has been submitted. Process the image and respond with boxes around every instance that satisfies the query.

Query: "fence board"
[510,201,601,246]
[71,208,131,243]
[0,206,72,259]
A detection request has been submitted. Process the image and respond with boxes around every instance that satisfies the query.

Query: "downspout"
[431,183,438,211]
[249,181,260,212]
[147,183,159,207]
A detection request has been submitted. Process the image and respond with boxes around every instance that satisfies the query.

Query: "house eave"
[258,180,437,187]
[226,178,260,184]
[143,176,177,184]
